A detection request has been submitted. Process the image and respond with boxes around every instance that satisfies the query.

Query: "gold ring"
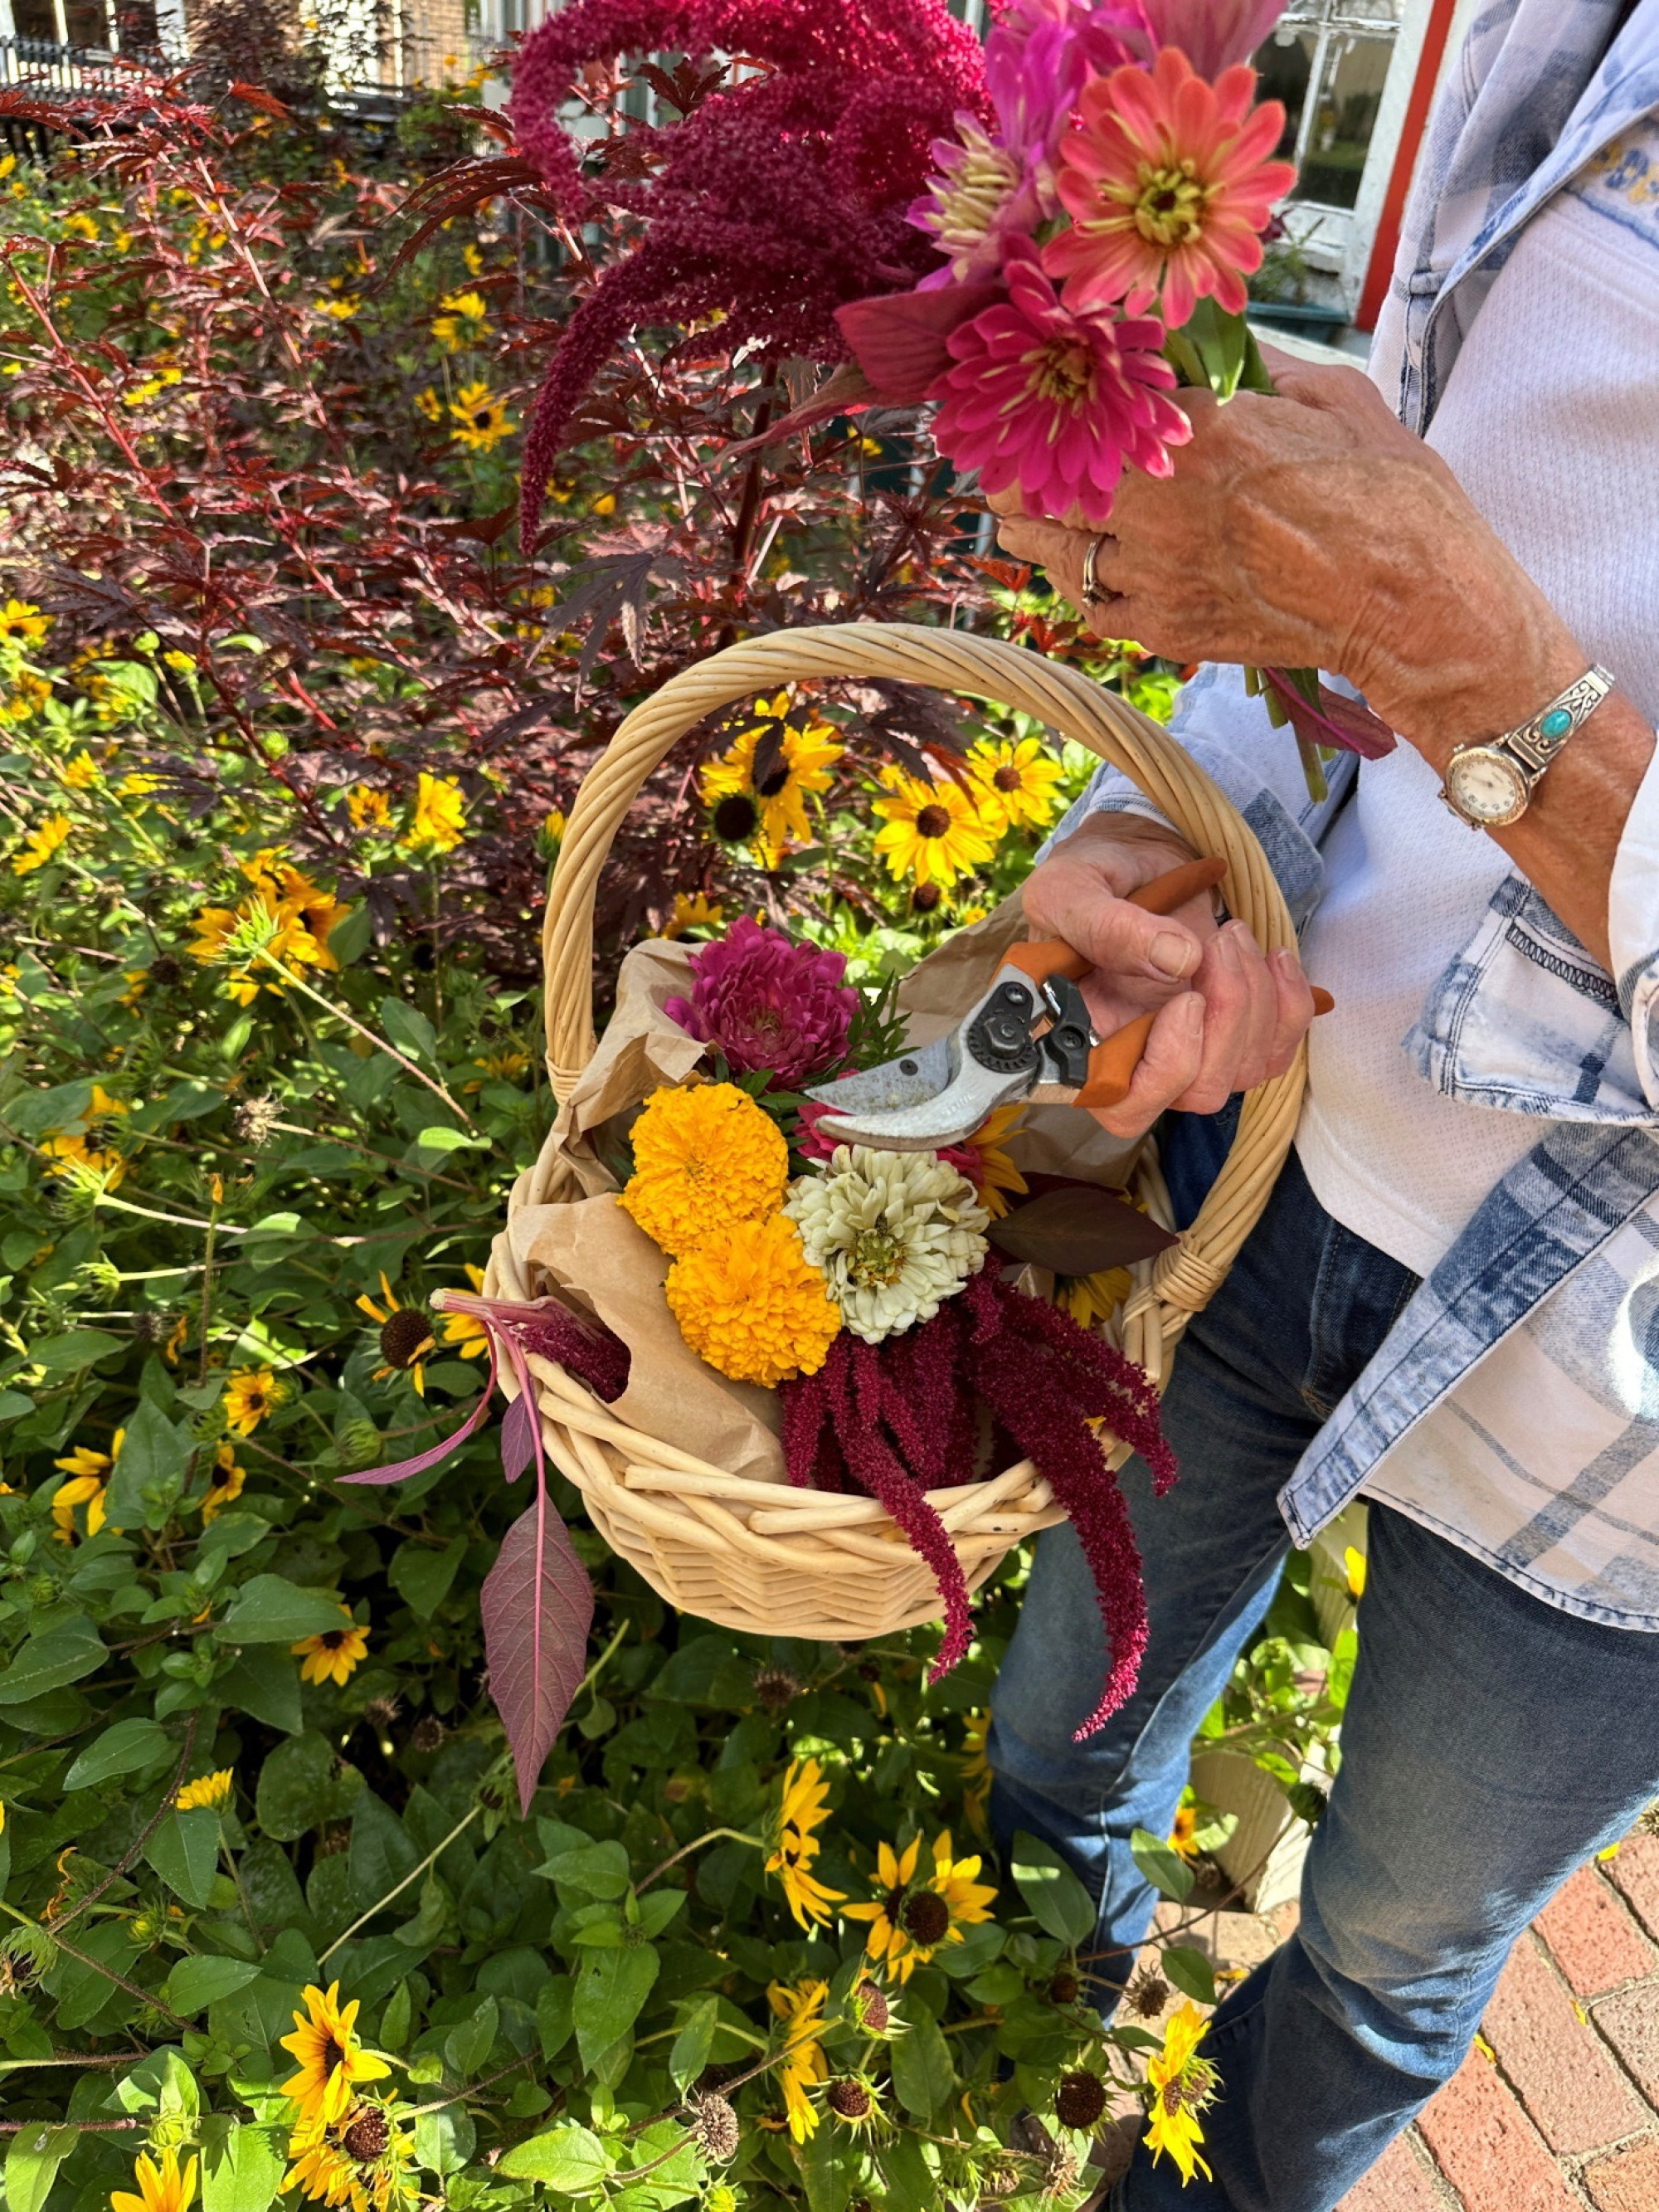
[1081,530,1113,605]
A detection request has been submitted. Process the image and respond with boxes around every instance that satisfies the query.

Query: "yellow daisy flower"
[0,597,51,649]
[347,784,395,831]
[12,814,71,876]
[60,749,100,791]
[699,694,843,861]
[662,890,725,939]
[844,1834,924,1981]
[223,1366,280,1436]
[961,1708,991,1835]
[765,1757,845,1930]
[176,1767,234,1813]
[111,2146,197,2212]
[358,1273,437,1394]
[51,1430,124,1542]
[431,289,489,349]
[967,734,1067,835]
[1144,2000,1217,2185]
[448,381,513,453]
[279,1982,391,2128]
[871,768,998,889]
[439,1264,489,1357]
[61,212,100,244]
[413,386,444,424]
[201,1441,246,1523]
[955,1103,1028,1220]
[404,772,467,855]
[292,1615,372,1688]
[767,1979,830,2143]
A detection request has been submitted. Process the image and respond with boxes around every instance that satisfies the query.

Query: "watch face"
[1447,746,1529,826]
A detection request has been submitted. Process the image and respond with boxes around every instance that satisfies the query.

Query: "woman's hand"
[1026,813,1316,1138]
[991,353,1584,753]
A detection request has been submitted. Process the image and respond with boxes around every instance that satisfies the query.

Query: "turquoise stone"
[1540,707,1574,738]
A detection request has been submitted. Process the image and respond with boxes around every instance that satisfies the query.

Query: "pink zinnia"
[1045,47,1296,329]
[664,917,856,1093]
[930,238,1189,527]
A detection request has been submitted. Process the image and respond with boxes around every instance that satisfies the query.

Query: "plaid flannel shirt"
[1065,0,1659,1626]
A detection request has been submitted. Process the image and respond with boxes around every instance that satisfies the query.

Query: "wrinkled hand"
[1026,814,1316,1138]
[991,352,1579,744]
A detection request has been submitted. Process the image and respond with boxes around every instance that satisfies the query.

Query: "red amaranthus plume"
[508,0,990,523]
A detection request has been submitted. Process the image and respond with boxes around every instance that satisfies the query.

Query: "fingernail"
[1229,920,1260,957]
[1149,930,1198,980]
[1213,928,1240,972]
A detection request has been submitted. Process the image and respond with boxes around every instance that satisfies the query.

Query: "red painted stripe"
[1354,0,1462,332]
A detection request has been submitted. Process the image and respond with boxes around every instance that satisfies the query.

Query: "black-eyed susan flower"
[357,1274,437,1394]
[279,1982,391,2129]
[176,1767,234,1813]
[766,1978,830,2143]
[293,1611,371,1688]
[662,889,725,939]
[447,380,513,453]
[940,1102,1029,1222]
[287,2101,417,2212]
[0,597,50,649]
[223,1366,280,1436]
[111,2145,197,2212]
[431,288,489,349]
[347,784,396,831]
[51,1430,123,1542]
[200,1441,246,1524]
[966,733,1068,835]
[403,772,466,855]
[871,767,998,889]
[1143,2000,1217,2184]
[844,1834,924,1980]
[764,1757,845,1931]
[12,814,71,876]
[698,693,842,863]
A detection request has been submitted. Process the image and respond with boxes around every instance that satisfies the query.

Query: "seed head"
[410,1714,445,1754]
[1040,2143,1079,2199]
[752,1664,801,1713]
[379,1307,434,1368]
[1054,2069,1107,2130]
[1126,1966,1170,2019]
[342,2107,391,2162]
[148,953,185,987]
[900,1888,950,1948]
[687,2090,740,2162]
[1048,1970,1079,2006]
[363,1695,401,1730]
[827,2079,872,2121]
[852,1981,890,2034]
[910,879,943,914]
[232,1095,282,1147]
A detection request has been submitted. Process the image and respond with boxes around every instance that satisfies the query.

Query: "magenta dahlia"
[665,918,857,1092]
[930,236,1189,526]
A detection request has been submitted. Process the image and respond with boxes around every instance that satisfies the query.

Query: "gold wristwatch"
[1440,666,1615,829]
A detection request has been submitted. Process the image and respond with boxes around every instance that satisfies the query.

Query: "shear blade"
[812,1055,1025,1152]
[804,1033,955,1118]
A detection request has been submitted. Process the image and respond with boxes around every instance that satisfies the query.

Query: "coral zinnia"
[1046,48,1297,329]
[931,238,1189,528]
[621,1082,790,1258]
[786,1146,989,1343]
[280,1981,392,2128]
[666,1212,841,1387]
[871,766,999,889]
[665,917,856,1093]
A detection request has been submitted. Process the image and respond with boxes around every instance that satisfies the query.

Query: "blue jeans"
[989,1108,1659,2212]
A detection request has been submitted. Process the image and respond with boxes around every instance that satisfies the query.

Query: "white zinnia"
[785,1144,990,1344]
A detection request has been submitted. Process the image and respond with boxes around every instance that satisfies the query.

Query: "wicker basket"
[486,622,1304,1643]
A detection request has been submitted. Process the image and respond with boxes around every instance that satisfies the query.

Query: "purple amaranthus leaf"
[482,1493,596,1815]
[1260,666,1396,760]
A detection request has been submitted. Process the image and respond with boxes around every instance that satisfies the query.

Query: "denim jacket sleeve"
[1053,661,1357,927]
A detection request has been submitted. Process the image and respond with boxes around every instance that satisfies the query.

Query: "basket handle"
[542,621,1304,1324]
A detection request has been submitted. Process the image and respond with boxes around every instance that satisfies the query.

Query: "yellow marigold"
[620,1082,788,1258]
[666,1212,840,1387]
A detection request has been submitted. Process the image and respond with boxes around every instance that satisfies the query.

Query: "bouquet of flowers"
[508,0,1393,787]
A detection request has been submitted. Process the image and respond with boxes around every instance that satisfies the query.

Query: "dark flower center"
[911,881,943,914]
[713,793,760,842]
[993,764,1022,792]
[342,2108,390,2161]
[828,2079,872,2120]
[380,1308,433,1367]
[323,2033,346,2078]
[1055,2068,1107,2129]
[900,1889,950,1946]
[914,803,951,840]
[320,1630,348,1651]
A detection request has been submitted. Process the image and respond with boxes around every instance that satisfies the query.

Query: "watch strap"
[1496,665,1615,780]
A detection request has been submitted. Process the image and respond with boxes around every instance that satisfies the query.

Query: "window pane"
[1254,26,1317,167]
[1294,32,1393,207]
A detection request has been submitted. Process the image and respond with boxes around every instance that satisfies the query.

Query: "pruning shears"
[806,858,1324,1150]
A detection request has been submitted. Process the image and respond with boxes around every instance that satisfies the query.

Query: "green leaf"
[348,1792,421,1915]
[669,1995,717,2094]
[218,1576,352,1645]
[573,1941,659,2068]
[445,1995,497,2079]
[387,1537,467,1620]
[411,1125,481,1154]
[0,1620,106,1707]
[889,2006,953,2121]
[498,2122,610,2189]
[1130,1826,1194,1905]
[1010,1832,1097,1946]
[256,1732,360,1842]
[1327,1625,1358,1713]
[536,1838,630,1901]
[4,2123,78,2212]
[104,1399,192,1529]
[326,905,372,967]
[379,997,439,1064]
[1160,1946,1217,2006]
[27,1329,125,1374]
[200,2122,286,2212]
[218,1647,304,1735]
[64,1717,173,1790]
[536,1975,574,2062]
[166,1956,264,2015]
[145,1810,221,1908]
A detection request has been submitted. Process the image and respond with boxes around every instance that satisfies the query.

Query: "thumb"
[1054,885,1207,987]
